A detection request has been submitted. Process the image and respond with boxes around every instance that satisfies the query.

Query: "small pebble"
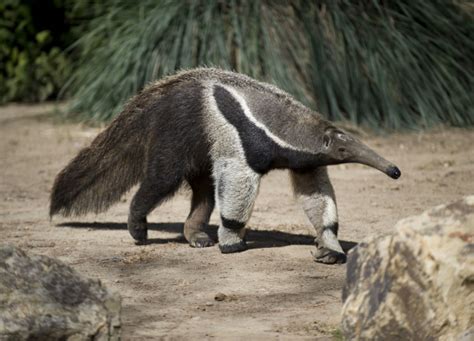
[214,293,227,301]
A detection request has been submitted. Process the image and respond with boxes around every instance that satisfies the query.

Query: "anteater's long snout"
[348,139,401,180]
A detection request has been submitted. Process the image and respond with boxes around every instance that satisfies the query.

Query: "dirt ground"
[1,103,473,340]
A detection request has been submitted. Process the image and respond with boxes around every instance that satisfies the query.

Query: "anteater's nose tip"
[387,166,401,179]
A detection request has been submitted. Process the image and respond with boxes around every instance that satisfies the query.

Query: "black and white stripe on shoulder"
[213,84,319,173]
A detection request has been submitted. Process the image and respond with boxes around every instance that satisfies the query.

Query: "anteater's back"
[50,68,312,217]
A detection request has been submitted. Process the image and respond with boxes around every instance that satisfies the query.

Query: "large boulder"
[0,245,121,340]
[341,196,474,341]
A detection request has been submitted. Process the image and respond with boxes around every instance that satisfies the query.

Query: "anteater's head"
[320,127,401,179]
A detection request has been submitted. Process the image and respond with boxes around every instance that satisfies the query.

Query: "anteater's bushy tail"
[50,95,152,217]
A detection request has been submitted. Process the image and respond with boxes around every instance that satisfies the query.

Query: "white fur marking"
[321,229,344,253]
[220,85,316,154]
[322,194,338,227]
[218,226,246,246]
[214,158,260,222]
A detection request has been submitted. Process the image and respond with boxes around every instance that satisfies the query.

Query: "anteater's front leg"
[290,167,346,264]
[214,159,261,253]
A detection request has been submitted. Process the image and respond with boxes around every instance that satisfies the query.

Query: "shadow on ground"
[57,221,357,252]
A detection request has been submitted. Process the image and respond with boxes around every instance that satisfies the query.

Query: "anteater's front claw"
[312,247,346,264]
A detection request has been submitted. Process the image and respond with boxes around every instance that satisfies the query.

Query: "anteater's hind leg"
[184,173,215,248]
[128,164,183,244]
[214,159,261,253]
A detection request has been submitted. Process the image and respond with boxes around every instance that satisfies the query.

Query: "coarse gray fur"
[50,68,400,262]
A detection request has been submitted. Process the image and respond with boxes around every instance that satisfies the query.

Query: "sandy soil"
[1,103,473,340]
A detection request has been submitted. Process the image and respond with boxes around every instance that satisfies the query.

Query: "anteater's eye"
[338,147,346,153]
[337,133,347,141]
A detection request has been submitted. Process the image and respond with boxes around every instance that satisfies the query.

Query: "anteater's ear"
[323,130,332,149]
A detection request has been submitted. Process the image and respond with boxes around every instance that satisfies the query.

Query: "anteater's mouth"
[386,166,401,179]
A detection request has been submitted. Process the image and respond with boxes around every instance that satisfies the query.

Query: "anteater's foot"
[128,219,148,245]
[219,240,247,254]
[312,246,346,264]
[218,226,247,253]
[188,232,215,248]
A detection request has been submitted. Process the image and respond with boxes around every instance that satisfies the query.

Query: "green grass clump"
[64,0,474,129]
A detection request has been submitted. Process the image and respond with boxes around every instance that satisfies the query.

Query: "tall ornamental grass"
[64,0,474,129]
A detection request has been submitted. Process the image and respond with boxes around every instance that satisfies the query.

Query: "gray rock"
[0,245,121,340]
[341,196,474,341]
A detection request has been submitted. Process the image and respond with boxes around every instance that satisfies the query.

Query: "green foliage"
[65,0,311,121]
[297,1,474,128]
[63,1,474,128]
[331,328,345,341]
[0,0,72,103]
